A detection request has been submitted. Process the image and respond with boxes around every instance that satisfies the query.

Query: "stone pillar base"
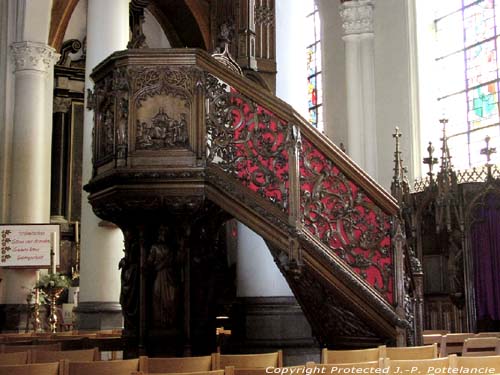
[74,302,122,331]
[228,297,320,365]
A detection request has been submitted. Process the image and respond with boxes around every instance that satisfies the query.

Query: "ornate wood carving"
[85,49,406,353]
[206,75,292,212]
[300,138,394,302]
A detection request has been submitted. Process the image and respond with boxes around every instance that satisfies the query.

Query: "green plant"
[25,286,47,306]
[35,272,71,291]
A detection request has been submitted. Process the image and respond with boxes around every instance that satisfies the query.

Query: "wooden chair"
[1,343,61,353]
[440,333,475,357]
[462,337,500,356]
[31,348,100,363]
[423,334,443,346]
[232,366,305,375]
[449,353,500,373]
[84,336,123,360]
[0,360,65,375]
[422,330,450,335]
[36,337,86,350]
[385,357,451,375]
[131,370,229,375]
[215,351,283,368]
[0,351,30,365]
[475,332,500,338]
[64,358,139,375]
[139,354,218,372]
[321,347,382,364]
[382,344,438,360]
[308,359,383,373]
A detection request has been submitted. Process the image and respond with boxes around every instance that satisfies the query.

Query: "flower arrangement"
[25,286,47,305]
[35,272,71,292]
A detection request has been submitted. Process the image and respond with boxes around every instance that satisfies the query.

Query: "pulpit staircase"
[85,49,413,355]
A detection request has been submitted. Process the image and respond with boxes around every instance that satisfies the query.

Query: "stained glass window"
[434,0,500,169]
[305,0,323,131]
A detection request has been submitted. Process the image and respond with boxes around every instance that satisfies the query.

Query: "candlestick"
[75,221,79,244]
[50,232,57,274]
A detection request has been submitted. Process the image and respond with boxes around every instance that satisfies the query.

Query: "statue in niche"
[103,108,114,155]
[447,229,465,307]
[147,225,179,328]
[119,236,139,331]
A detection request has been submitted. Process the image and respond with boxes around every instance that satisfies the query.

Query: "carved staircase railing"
[85,49,408,352]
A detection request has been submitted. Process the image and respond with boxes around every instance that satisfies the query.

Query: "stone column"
[4,42,58,327]
[76,0,129,330]
[9,42,59,223]
[340,0,378,179]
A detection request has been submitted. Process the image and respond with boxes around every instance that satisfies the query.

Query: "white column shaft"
[78,0,129,303]
[340,0,378,179]
[10,70,51,222]
[6,41,58,306]
[9,41,59,223]
[360,33,378,178]
[344,34,364,168]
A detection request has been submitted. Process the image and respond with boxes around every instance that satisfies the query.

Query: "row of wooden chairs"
[423,332,500,356]
[0,348,99,365]
[2,354,500,375]
[310,354,500,374]
[0,350,283,375]
[321,344,438,363]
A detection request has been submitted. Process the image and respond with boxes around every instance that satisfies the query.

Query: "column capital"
[11,41,60,73]
[339,0,374,36]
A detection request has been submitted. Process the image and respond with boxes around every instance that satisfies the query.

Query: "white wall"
[318,0,348,149]
[374,0,416,188]
[236,223,292,297]
[144,8,171,48]
[64,0,87,51]
[318,0,416,190]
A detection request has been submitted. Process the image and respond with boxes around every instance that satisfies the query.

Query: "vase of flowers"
[35,273,71,333]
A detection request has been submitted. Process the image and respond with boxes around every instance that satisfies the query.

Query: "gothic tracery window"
[433,0,500,169]
[305,0,323,131]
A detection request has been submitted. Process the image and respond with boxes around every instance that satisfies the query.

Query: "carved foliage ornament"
[205,76,291,212]
[11,41,60,73]
[339,0,374,36]
[300,138,394,302]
